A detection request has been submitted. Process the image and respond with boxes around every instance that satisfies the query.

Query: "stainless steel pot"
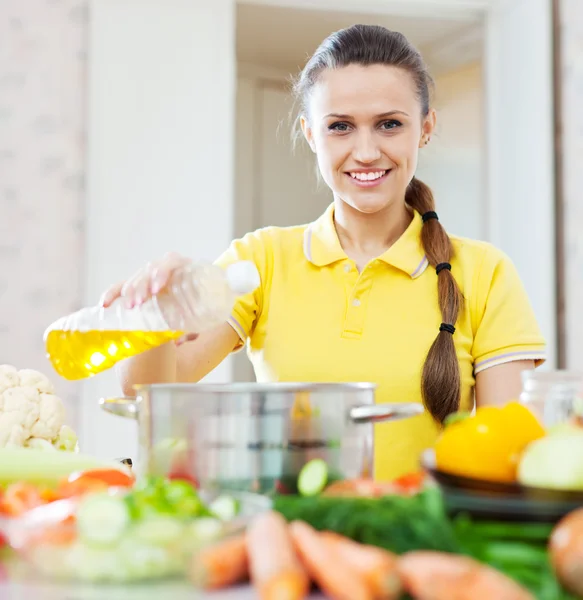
[100,382,424,493]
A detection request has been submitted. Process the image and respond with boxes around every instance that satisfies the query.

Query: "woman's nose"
[352,131,382,163]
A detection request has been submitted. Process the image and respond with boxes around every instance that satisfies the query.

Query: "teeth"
[350,171,386,181]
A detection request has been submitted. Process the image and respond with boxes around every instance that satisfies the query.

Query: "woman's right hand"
[99,251,192,310]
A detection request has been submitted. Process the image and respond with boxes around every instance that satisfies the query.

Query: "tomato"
[67,468,134,488]
[26,516,77,548]
[0,482,45,516]
[56,477,109,499]
[391,471,427,495]
[55,469,133,499]
[39,487,61,503]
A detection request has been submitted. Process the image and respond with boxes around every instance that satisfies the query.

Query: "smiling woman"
[107,24,546,481]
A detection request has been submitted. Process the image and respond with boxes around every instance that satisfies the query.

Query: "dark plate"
[421,449,583,523]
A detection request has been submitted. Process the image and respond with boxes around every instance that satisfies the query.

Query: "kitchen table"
[0,580,326,600]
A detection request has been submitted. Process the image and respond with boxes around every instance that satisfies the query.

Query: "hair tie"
[439,323,456,335]
[422,211,439,223]
[436,262,451,275]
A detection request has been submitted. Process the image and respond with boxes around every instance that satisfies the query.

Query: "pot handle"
[349,402,424,424]
[99,396,139,420]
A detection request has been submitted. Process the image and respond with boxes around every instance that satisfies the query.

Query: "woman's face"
[301,64,436,215]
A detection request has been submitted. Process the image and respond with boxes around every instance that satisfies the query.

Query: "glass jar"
[519,370,583,428]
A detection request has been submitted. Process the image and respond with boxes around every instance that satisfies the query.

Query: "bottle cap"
[225,261,261,295]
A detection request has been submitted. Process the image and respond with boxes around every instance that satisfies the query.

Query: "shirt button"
[352,298,361,307]
[344,264,351,273]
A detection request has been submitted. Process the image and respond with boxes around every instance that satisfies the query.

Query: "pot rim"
[132,381,377,394]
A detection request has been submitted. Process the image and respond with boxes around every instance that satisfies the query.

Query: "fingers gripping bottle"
[44,261,260,381]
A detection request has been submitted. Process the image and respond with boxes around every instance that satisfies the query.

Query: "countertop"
[0,581,324,600]
[0,559,324,599]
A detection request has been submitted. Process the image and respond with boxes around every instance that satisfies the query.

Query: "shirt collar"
[303,203,429,279]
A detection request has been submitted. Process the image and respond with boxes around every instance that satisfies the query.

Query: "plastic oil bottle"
[44,261,260,380]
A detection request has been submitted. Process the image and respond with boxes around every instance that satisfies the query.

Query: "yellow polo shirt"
[215,204,546,481]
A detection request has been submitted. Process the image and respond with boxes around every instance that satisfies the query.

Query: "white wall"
[416,61,484,240]
[81,0,237,459]
[0,0,87,428]
[485,0,556,368]
[560,0,583,370]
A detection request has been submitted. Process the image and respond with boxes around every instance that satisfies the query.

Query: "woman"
[101,25,546,481]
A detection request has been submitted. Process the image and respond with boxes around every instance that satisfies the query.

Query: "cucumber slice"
[209,495,240,521]
[188,517,224,543]
[77,493,130,547]
[132,516,184,546]
[298,459,329,497]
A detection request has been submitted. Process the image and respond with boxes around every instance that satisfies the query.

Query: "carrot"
[320,531,401,599]
[188,533,249,590]
[247,511,310,600]
[289,520,373,600]
[549,507,583,596]
[397,551,534,600]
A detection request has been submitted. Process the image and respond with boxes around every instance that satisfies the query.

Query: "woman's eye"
[380,119,402,130]
[328,122,351,132]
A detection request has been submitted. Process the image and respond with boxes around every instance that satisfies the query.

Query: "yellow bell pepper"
[434,401,546,483]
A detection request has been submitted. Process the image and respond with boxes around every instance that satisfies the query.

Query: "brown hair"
[293,24,464,423]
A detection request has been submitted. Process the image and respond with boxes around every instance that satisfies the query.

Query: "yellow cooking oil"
[45,329,183,380]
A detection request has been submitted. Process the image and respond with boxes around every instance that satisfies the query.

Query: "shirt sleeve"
[471,245,546,374]
[213,230,268,352]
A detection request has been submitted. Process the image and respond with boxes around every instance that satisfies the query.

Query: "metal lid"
[132,381,377,394]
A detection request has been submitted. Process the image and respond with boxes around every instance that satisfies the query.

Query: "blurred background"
[0,0,580,459]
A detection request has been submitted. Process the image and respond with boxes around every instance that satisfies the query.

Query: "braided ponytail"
[406,177,464,422]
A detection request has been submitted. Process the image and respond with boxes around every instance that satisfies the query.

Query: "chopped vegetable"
[290,519,372,600]
[247,511,310,600]
[56,477,110,499]
[210,494,240,522]
[188,533,249,590]
[298,459,328,497]
[125,476,207,520]
[25,517,77,548]
[321,531,401,599]
[66,468,134,489]
[0,482,44,516]
[397,551,535,600]
[132,515,184,546]
[3,476,256,584]
[187,517,225,544]
[76,493,130,547]
[164,479,205,517]
[323,473,427,498]
[434,401,546,482]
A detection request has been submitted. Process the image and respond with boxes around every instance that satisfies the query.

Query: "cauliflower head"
[0,365,78,451]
